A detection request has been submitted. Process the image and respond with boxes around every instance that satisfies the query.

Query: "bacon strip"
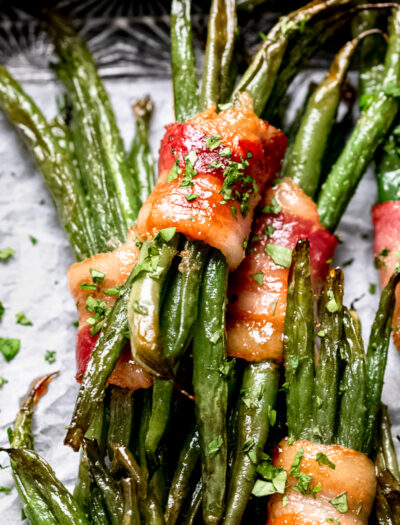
[68,227,152,391]
[136,94,286,270]
[372,200,400,350]
[227,178,338,362]
[267,438,376,525]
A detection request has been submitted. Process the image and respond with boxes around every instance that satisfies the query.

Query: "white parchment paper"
[0,72,399,522]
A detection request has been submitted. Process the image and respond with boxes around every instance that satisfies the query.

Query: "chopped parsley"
[157,227,176,242]
[218,360,234,379]
[268,406,276,426]
[180,151,198,188]
[374,248,390,269]
[289,448,320,497]
[0,301,4,322]
[230,206,237,217]
[252,459,287,497]
[282,495,288,507]
[218,102,233,111]
[242,238,248,250]
[80,283,97,291]
[315,452,335,469]
[0,377,8,388]
[167,158,182,182]
[265,244,292,268]
[0,338,20,362]
[72,320,79,327]
[29,235,38,245]
[270,299,278,315]
[252,272,264,286]
[317,329,326,337]
[329,492,348,513]
[16,312,33,326]
[185,193,199,201]
[265,225,275,236]
[246,151,253,159]
[206,135,222,151]
[90,269,105,284]
[0,248,14,261]
[208,436,223,456]
[369,283,376,294]
[219,147,232,158]
[0,487,11,493]
[104,286,122,296]
[326,519,340,525]
[85,296,110,336]
[262,197,281,215]
[326,290,341,313]
[45,350,56,364]
[208,160,224,170]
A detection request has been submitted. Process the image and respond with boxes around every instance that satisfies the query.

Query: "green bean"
[192,247,229,525]
[200,0,237,109]
[317,6,400,231]
[376,129,400,202]
[107,386,133,450]
[380,404,400,481]
[313,268,344,444]
[90,488,111,525]
[224,361,279,525]
[364,271,400,454]
[128,235,179,378]
[111,444,165,524]
[128,96,155,206]
[0,66,95,261]
[65,268,137,451]
[171,0,200,122]
[83,439,124,525]
[74,404,105,517]
[121,478,141,525]
[145,379,174,469]
[165,425,201,525]
[10,373,58,449]
[336,308,367,452]
[180,479,203,525]
[283,34,370,199]
[162,240,210,368]
[284,240,315,441]
[374,484,397,524]
[233,0,354,117]
[46,13,138,242]
[2,448,89,525]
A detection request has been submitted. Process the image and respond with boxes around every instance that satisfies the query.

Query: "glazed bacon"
[267,438,376,525]
[227,178,338,362]
[372,200,400,350]
[68,227,152,391]
[136,94,286,271]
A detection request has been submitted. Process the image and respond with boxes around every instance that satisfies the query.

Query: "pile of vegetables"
[1,0,400,523]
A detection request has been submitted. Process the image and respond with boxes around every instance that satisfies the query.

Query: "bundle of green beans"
[282,240,399,453]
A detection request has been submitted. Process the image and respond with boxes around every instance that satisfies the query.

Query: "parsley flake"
[208,436,223,456]
[252,272,264,286]
[104,286,122,296]
[16,312,33,326]
[0,301,4,322]
[326,519,340,525]
[265,225,275,236]
[282,495,288,507]
[180,151,198,188]
[45,350,56,364]
[167,159,182,182]
[329,492,348,513]
[316,452,335,469]
[132,301,148,315]
[90,269,105,284]
[0,487,11,493]
[0,377,8,388]
[0,248,14,261]
[265,244,292,268]
[219,147,232,158]
[206,135,221,151]
[369,283,376,294]
[186,193,199,201]
[262,197,281,215]
[80,283,97,291]
[29,235,38,245]
[0,338,20,362]
[158,227,177,242]
[317,329,326,337]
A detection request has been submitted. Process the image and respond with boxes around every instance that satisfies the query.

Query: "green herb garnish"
[16,312,33,326]
[265,244,292,268]
[45,350,56,364]
[0,338,20,362]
